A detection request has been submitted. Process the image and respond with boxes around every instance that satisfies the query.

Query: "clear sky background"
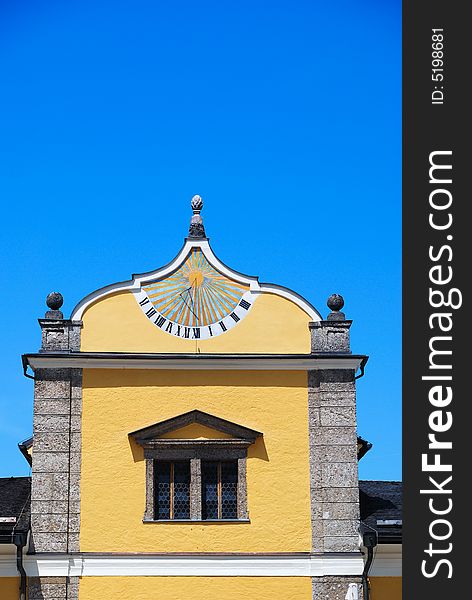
[0,0,401,480]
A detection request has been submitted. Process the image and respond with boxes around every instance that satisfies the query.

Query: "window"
[202,461,238,520]
[129,409,262,523]
[155,461,190,520]
[153,459,239,521]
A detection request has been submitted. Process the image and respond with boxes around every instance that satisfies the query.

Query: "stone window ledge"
[143,518,250,524]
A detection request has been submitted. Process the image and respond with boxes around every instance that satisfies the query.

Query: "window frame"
[145,447,248,522]
[201,460,239,521]
[154,460,191,520]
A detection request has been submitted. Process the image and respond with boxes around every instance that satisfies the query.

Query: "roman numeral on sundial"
[138,289,252,339]
[154,315,166,328]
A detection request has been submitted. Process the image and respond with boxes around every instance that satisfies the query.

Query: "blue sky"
[0,0,401,480]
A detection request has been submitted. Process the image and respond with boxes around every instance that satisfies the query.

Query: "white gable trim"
[70,238,321,321]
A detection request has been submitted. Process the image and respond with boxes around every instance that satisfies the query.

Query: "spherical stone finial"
[327,293,344,312]
[191,194,203,213]
[326,293,346,321]
[46,292,63,310]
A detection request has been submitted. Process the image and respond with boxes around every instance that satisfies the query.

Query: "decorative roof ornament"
[45,291,64,319]
[46,292,63,310]
[188,194,206,238]
[327,293,345,321]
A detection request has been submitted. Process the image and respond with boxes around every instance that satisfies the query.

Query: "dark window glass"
[155,462,171,520]
[173,462,190,519]
[221,462,238,519]
[202,461,238,520]
[155,461,190,520]
[202,461,219,519]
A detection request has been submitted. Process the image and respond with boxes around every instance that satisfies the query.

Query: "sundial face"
[135,248,254,340]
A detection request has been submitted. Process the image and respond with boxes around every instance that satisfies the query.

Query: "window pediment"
[129,410,262,450]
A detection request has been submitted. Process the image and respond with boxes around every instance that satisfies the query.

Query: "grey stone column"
[308,295,364,600]
[31,367,82,553]
[308,367,359,552]
[29,294,83,600]
[28,577,80,600]
[313,577,363,600]
[190,458,202,520]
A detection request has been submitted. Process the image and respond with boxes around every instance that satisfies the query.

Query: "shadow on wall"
[85,370,308,389]
[128,431,269,463]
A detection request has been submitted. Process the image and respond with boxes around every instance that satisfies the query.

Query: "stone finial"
[327,293,345,321]
[309,293,352,352]
[191,194,203,213]
[46,292,63,310]
[45,292,64,319]
[39,292,82,352]
[189,194,206,238]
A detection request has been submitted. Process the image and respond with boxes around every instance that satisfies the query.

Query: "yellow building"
[0,196,401,599]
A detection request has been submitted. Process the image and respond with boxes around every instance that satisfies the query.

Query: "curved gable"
[74,200,320,354]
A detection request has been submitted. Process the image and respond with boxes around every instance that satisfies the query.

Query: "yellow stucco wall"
[78,576,312,600]
[80,291,312,353]
[0,578,19,600]
[80,369,311,553]
[369,577,402,600]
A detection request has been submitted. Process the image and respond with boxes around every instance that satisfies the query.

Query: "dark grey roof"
[357,436,372,460]
[359,480,402,543]
[0,477,31,543]
[18,436,33,466]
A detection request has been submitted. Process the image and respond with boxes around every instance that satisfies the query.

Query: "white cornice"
[368,544,402,576]
[0,552,365,577]
[70,238,322,322]
[25,354,365,371]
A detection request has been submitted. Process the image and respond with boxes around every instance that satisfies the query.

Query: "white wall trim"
[25,355,364,371]
[365,544,402,577]
[0,553,364,577]
[70,238,322,322]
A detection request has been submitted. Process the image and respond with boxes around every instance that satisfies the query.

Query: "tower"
[23,197,368,600]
